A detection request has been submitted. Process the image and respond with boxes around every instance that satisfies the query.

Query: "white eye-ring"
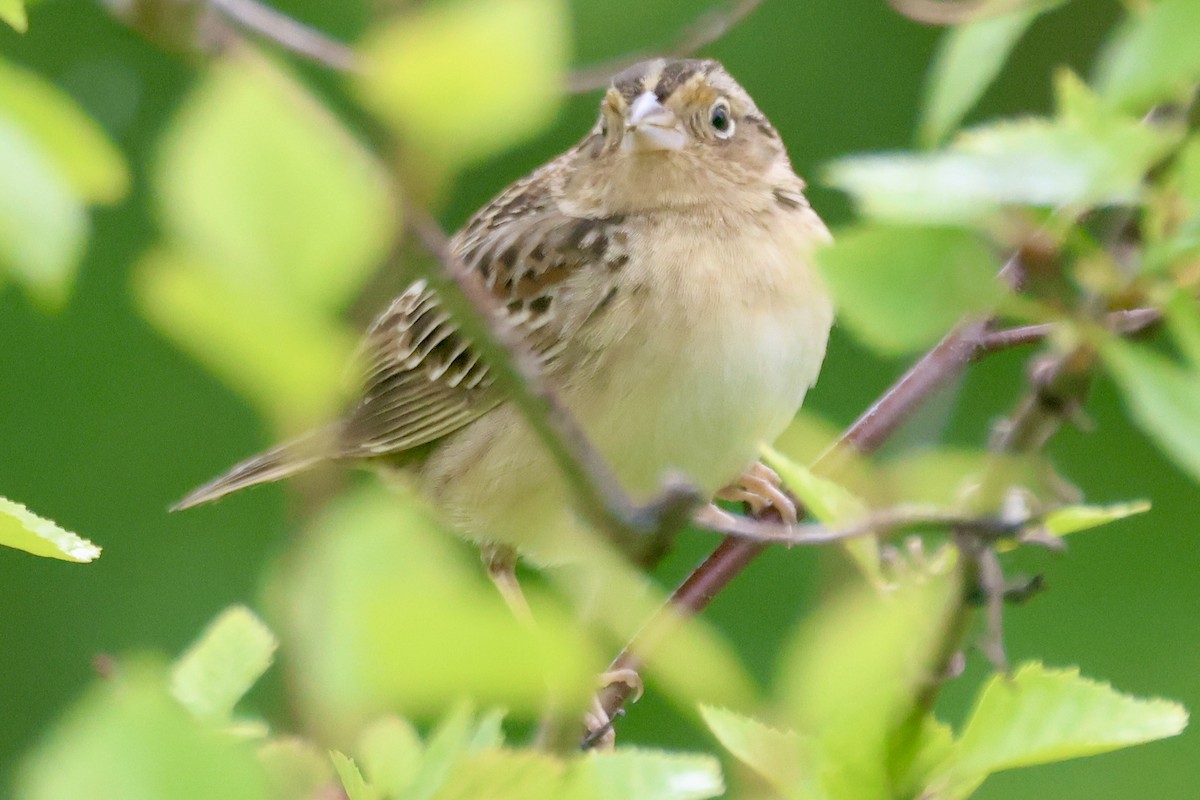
[709,98,734,138]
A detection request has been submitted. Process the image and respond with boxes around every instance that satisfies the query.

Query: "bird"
[174,57,834,588]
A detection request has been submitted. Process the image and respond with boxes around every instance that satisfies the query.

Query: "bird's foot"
[715,461,797,524]
[582,669,643,750]
[481,544,533,625]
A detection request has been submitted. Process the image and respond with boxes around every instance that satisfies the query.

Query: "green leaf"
[815,225,1003,355]
[762,445,882,587]
[778,566,959,800]
[258,738,333,800]
[1095,0,1200,113]
[0,115,87,304]
[576,749,724,800]
[920,3,1056,146]
[0,496,100,562]
[928,662,1188,797]
[700,706,825,800]
[357,0,569,168]
[1101,335,1200,483]
[157,50,394,313]
[357,717,424,799]
[404,703,477,800]
[281,485,601,738]
[0,0,26,32]
[832,72,1179,224]
[1165,290,1200,367]
[332,752,380,800]
[433,750,566,800]
[1041,500,1151,537]
[134,248,358,431]
[14,661,270,800]
[0,57,129,202]
[171,605,277,723]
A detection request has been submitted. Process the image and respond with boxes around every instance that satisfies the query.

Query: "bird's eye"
[709,99,734,138]
[599,116,609,136]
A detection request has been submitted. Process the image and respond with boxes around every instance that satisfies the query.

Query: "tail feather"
[171,428,335,511]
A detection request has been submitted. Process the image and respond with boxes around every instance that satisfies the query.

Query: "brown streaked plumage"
[175,58,834,568]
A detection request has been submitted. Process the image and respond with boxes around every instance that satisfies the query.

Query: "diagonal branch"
[566,0,764,93]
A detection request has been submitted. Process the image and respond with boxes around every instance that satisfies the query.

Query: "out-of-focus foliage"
[0,56,127,303]
[357,0,570,169]
[138,51,393,431]
[0,496,100,562]
[4,1,1200,800]
[0,0,25,33]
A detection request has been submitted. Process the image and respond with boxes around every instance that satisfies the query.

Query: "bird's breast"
[567,207,833,499]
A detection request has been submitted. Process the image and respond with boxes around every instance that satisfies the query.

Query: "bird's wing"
[336,163,629,458]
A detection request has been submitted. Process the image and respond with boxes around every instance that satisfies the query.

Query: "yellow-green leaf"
[0,57,128,202]
[928,662,1188,797]
[1041,500,1150,537]
[157,51,394,313]
[1101,336,1200,484]
[357,0,569,168]
[331,752,379,800]
[0,0,26,32]
[814,225,1003,355]
[920,2,1057,146]
[576,749,724,800]
[700,706,824,800]
[1095,0,1200,113]
[0,115,87,305]
[0,496,100,562]
[171,606,277,723]
[134,248,358,432]
[14,661,270,800]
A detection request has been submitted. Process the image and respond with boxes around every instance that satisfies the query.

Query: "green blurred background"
[1,0,1196,797]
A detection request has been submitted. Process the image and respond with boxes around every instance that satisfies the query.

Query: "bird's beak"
[623,91,686,153]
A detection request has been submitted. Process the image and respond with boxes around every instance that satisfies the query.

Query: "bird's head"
[563,58,795,215]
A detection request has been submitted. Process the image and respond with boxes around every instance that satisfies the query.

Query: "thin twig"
[977,307,1161,354]
[208,0,357,70]
[886,0,1032,26]
[566,0,764,93]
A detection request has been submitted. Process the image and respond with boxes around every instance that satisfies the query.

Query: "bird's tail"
[171,427,337,511]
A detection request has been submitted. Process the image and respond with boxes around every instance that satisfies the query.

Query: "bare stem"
[209,0,357,70]
[886,0,1031,26]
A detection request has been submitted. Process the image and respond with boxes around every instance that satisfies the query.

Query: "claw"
[715,461,798,524]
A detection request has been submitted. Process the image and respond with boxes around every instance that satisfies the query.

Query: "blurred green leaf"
[134,248,358,431]
[816,225,1002,355]
[332,752,380,800]
[1165,290,1200,367]
[1095,0,1200,113]
[0,57,128,202]
[0,0,26,32]
[1101,335,1200,483]
[157,50,394,312]
[434,750,566,800]
[576,749,724,800]
[0,115,87,305]
[927,663,1188,797]
[405,703,478,800]
[14,661,269,800]
[700,706,824,800]
[762,445,882,586]
[920,2,1058,146]
[762,446,867,525]
[357,0,569,168]
[778,565,959,800]
[258,738,333,800]
[279,484,601,737]
[833,72,1179,224]
[357,717,424,799]
[1041,500,1151,537]
[894,717,956,800]
[171,605,277,723]
[0,495,100,562]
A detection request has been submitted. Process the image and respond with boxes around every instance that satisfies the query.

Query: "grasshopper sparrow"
[176,58,833,570]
